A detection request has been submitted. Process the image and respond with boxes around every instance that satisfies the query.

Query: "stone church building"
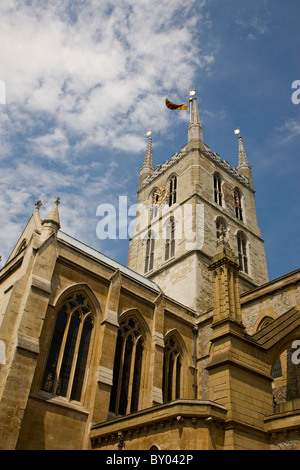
[0,97,299,450]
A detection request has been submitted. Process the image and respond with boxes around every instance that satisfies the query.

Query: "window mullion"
[126,336,138,415]
[172,353,178,401]
[66,316,84,400]
[164,350,170,402]
[53,311,72,396]
[115,333,127,415]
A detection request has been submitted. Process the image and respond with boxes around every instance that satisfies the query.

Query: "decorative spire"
[142,131,154,169]
[187,95,203,149]
[42,198,61,231]
[237,133,250,168]
[235,130,253,189]
[139,131,154,189]
[190,96,201,126]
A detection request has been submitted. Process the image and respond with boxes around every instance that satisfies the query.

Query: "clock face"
[152,183,170,206]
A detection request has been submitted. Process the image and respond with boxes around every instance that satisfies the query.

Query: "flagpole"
[189,90,195,122]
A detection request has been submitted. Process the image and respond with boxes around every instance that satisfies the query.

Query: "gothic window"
[272,348,300,412]
[41,293,94,402]
[109,318,144,416]
[163,337,182,402]
[168,175,177,207]
[216,218,227,239]
[237,232,248,274]
[234,188,243,221]
[257,316,274,331]
[213,174,222,206]
[165,216,175,261]
[150,188,159,220]
[144,230,155,273]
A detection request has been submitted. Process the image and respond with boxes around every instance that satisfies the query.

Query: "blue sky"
[0,0,299,282]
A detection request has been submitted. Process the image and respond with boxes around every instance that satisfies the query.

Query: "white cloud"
[277,119,300,143]
[0,0,215,265]
[0,0,211,152]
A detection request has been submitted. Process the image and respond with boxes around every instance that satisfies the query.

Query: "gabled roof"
[57,231,160,293]
[252,306,300,350]
[5,207,42,264]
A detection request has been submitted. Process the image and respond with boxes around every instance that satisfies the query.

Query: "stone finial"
[35,200,42,210]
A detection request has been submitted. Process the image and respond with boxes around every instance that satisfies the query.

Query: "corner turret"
[236,130,253,189]
[187,96,204,150]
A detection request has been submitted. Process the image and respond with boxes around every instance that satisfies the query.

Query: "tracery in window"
[168,175,177,207]
[41,293,94,402]
[237,232,248,274]
[144,230,155,273]
[165,217,175,261]
[234,188,243,221]
[163,337,182,402]
[213,174,222,206]
[109,318,144,416]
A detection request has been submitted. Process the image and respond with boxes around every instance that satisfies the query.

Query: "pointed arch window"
[41,293,94,402]
[150,188,159,220]
[168,175,177,207]
[213,174,222,206]
[237,232,248,274]
[163,337,182,402]
[109,318,144,416]
[234,188,243,221]
[144,230,155,273]
[165,217,175,261]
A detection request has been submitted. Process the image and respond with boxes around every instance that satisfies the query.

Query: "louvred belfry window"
[109,318,144,416]
[237,232,248,274]
[214,174,222,206]
[41,294,94,403]
[234,188,243,221]
[168,175,177,206]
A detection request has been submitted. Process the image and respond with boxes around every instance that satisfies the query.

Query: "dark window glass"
[41,294,93,403]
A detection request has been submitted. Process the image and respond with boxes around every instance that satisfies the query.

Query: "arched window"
[234,188,243,221]
[168,175,177,207]
[216,218,227,239]
[165,217,175,261]
[109,318,144,416]
[257,316,274,331]
[213,174,222,206]
[163,337,182,402]
[144,230,155,273]
[237,232,248,274]
[41,293,94,402]
[150,188,159,220]
[272,347,300,412]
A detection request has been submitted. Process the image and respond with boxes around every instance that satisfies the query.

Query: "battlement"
[141,143,250,190]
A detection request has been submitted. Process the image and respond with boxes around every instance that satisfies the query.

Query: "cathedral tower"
[127,96,268,313]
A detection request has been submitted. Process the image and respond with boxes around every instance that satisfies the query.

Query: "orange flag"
[165,98,189,110]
